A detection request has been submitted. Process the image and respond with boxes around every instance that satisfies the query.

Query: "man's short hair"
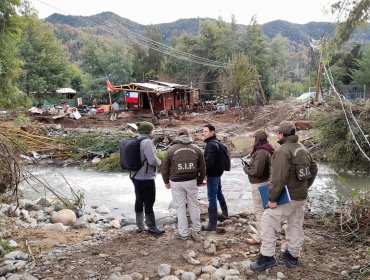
[203,123,215,132]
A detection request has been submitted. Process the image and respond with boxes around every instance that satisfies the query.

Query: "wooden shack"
[111,80,199,115]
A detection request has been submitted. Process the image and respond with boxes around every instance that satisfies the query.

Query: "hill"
[45,12,370,46]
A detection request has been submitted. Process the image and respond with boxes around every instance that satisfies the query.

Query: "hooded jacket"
[268,135,318,202]
[204,135,224,177]
[243,143,275,183]
[133,135,161,180]
[161,135,206,184]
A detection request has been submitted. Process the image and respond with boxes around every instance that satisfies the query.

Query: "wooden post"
[146,92,155,116]
[108,91,112,106]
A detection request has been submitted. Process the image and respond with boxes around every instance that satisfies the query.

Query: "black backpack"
[119,136,147,173]
[215,140,231,171]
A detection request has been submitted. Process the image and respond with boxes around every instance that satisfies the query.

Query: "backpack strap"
[130,136,149,179]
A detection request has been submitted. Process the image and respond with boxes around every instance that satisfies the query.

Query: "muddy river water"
[22,159,369,223]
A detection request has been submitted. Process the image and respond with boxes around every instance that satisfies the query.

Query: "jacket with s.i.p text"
[268,135,318,202]
[161,135,206,184]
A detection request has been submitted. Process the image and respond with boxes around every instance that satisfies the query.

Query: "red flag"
[105,76,117,92]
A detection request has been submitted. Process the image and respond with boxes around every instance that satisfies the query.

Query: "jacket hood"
[173,135,193,144]
[257,142,275,155]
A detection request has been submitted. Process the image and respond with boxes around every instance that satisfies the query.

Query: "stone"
[158,264,172,277]
[50,209,77,226]
[96,205,110,214]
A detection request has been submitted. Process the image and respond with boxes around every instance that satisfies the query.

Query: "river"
[21,159,369,223]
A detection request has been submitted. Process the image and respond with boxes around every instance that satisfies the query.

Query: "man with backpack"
[201,123,230,231]
[161,127,206,242]
[129,121,165,235]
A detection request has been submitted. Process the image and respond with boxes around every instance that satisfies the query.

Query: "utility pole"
[315,53,323,103]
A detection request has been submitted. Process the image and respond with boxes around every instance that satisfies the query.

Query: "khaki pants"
[260,200,306,258]
[251,181,269,241]
[170,179,201,237]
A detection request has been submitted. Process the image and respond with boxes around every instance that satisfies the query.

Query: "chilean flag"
[125,91,138,103]
[105,75,118,92]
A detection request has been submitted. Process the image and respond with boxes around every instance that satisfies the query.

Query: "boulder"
[50,209,77,225]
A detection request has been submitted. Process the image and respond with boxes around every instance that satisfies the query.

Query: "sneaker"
[250,254,277,272]
[280,250,298,268]
[190,231,205,243]
[175,232,189,240]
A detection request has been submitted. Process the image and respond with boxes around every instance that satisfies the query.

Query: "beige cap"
[254,129,268,140]
[278,121,296,135]
[177,127,189,136]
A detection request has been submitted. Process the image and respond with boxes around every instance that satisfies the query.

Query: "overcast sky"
[30,0,338,25]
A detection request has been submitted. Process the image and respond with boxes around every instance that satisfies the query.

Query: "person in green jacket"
[161,127,206,242]
[243,129,275,245]
[250,121,318,272]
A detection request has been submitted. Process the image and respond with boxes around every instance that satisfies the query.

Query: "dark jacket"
[161,135,206,184]
[204,135,224,177]
[243,143,275,183]
[269,135,318,202]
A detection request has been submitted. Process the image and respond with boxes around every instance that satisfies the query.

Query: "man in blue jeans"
[201,123,229,231]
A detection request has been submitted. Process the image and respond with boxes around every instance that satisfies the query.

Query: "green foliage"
[60,131,131,160]
[0,239,12,256]
[311,98,370,172]
[0,0,23,109]
[351,45,370,85]
[226,53,259,107]
[12,114,30,127]
[18,10,70,100]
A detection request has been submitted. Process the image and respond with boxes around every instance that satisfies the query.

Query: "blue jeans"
[207,176,226,209]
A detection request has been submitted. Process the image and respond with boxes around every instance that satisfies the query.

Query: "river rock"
[158,264,172,277]
[96,205,110,214]
[50,209,77,225]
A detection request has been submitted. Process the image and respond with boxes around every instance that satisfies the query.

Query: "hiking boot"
[190,231,205,243]
[281,250,299,268]
[250,254,277,272]
[175,232,189,240]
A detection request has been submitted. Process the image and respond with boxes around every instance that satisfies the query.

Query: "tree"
[18,5,69,101]
[242,16,271,102]
[351,45,370,85]
[0,0,27,109]
[331,0,370,47]
[81,35,133,97]
[269,34,289,95]
[225,53,259,107]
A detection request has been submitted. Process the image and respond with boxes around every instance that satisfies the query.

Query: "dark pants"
[131,178,156,214]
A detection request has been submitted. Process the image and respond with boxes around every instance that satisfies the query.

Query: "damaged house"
[110,80,200,115]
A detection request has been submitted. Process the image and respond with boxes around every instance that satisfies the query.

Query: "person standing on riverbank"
[201,123,229,231]
[131,121,165,235]
[161,127,206,242]
[250,121,318,271]
[243,129,275,245]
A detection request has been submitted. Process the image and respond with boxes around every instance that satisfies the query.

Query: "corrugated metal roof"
[133,83,174,93]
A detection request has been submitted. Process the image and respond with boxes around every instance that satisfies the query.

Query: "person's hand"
[267,201,277,209]
[165,183,171,189]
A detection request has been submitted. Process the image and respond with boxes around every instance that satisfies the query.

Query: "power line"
[35,0,230,69]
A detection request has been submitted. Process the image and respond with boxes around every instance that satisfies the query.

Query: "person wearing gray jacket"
[131,121,165,235]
